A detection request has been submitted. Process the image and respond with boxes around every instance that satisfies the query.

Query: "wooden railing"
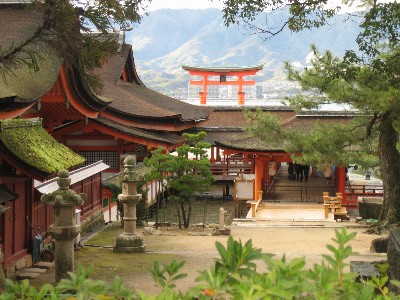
[211,155,254,178]
[344,184,383,207]
[345,184,383,195]
[267,185,336,203]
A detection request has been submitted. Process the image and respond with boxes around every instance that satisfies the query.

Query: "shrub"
[1,228,400,299]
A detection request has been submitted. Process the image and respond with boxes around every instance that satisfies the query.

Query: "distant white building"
[187,83,263,100]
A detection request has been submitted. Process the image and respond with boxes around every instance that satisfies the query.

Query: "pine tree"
[222,1,400,229]
[144,132,214,228]
[0,0,150,89]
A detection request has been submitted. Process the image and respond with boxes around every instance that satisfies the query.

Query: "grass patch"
[83,223,124,246]
[75,247,176,281]
[75,223,178,289]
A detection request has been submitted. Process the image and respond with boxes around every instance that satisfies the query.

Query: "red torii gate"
[182,65,264,105]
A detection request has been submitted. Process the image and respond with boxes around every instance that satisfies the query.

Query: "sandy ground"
[24,222,386,294]
[118,224,386,294]
[26,218,388,295]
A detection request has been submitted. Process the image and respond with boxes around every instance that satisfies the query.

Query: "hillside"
[127,8,361,98]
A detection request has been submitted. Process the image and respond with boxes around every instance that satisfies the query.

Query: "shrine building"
[0,0,384,279]
[189,106,370,217]
[0,2,213,277]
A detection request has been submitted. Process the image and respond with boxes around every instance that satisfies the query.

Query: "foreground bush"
[1,228,400,299]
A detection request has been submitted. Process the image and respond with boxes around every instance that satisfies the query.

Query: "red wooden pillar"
[263,158,271,192]
[210,146,215,163]
[200,75,208,105]
[238,76,245,105]
[336,166,346,203]
[121,68,128,81]
[216,146,221,161]
[254,156,263,200]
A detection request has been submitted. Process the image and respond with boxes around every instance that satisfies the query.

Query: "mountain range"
[127,8,361,97]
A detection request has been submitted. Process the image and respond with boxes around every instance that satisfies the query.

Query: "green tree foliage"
[142,147,170,229]
[222,0,341,36]
[1,0,150,89]
[2,229,400,299]
[144,132,214,228]
[220,0,400,229]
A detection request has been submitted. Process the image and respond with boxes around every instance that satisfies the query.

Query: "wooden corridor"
[241,164,337,220]
[264,164,335,203]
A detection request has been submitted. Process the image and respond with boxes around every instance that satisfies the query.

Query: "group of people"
[288,163,310,182]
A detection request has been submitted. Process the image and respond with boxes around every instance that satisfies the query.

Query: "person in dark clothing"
[288,163,294,180]
[303,165,310,182]
[295,163,303,182]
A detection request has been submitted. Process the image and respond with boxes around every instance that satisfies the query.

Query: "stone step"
[25,267,47,274]
[17,272,41,279]
[33,261,54,270]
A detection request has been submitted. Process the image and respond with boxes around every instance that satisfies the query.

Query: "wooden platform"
[254,203,335,221]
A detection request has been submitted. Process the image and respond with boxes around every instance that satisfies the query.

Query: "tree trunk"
[174,200,182,229]
[155,180,161,229]
[378,114,400,227]
[180,200,188,228]
[185,198,192,228]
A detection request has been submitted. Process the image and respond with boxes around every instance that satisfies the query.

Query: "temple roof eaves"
[182,64,265,73]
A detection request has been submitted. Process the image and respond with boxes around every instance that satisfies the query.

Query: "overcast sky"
[147,0,223,11]
[146,0,393,13]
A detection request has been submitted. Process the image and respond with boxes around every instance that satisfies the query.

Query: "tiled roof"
[194,108,297,129]
[103,81,213,121]
[94,45,213,122]
[215,136,287,152]
[0,118,85,176]
[94,44,132,86]
[34,161,109,193]
[200,131,247,145]
[0,6,44,49]
[204,111,354,152]
[0,6,62,100]
[282,115,350,131]
[93,118,184,145]
[182,65,264,73]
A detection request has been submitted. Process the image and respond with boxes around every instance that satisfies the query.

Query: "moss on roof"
[0,118,85,174]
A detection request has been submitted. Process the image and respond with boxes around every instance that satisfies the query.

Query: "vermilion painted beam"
[336,166,347,203]
[186,70,260,76]
[0,104,35,120]
[189,80,256,85]
[41,94,65,103]
[64,135,115,140]
[59,65,99,119]
[69,145,119,151]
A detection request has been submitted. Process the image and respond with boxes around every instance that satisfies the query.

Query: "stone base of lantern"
[213,228,231,236]
[113,233,146,253]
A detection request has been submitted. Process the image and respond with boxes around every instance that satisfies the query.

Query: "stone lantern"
[113,156,145,253]
[217,207,231,235]
[41,169,86,282]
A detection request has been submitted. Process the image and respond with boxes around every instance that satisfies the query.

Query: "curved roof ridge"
[182,64,264,73]
[94,47,214,122]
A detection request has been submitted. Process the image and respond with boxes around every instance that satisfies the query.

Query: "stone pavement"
[17,261,54,280]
